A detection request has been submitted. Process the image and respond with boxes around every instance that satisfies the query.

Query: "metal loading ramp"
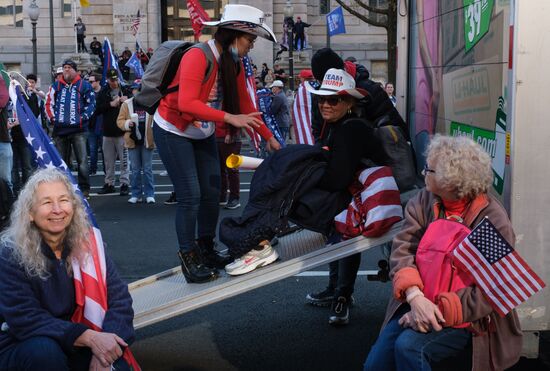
[129,220,403,329]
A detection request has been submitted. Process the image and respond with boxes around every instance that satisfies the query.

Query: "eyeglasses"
[317,96,344,106]
[422,163,436,176]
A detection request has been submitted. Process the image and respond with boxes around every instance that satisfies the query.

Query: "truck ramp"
[129,221,403,329]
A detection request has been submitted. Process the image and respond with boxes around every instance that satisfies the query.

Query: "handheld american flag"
[9,82,141,370]
[102,37,125,85]
[131,10,141,36]
[292,81,317,145]
[242,56,261,153]
[453,217,546,317]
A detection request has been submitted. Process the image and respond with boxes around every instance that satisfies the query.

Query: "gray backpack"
[135,41,214,114]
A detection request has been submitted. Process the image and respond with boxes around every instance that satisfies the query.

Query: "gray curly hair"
[0,168,90,279]
[426,135,493,199]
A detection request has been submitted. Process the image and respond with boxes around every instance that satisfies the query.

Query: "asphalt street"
[87,150,550,371]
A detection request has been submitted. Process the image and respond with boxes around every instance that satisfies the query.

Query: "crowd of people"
[0,4,527,370]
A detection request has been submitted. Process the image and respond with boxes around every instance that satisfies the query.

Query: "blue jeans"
[11,140,34,192]
[0,336,130,371]
[88,130,103,173]
[364,305,471,371]
[0,142,13,190]
[53,132,90,191]
[153,124,221,253]
[128,145,155,198]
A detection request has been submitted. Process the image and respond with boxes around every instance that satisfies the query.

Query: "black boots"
[196,237,233,269]
[178,250,218,284]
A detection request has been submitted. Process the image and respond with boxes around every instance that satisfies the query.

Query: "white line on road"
[295,270,379,277]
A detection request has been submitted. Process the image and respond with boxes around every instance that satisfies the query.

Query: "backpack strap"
[164,42,215,95]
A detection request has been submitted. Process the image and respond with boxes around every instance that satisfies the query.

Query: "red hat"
[299,69,313,79]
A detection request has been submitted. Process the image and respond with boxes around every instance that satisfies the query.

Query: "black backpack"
[0,178,14,232]
[134,41,214,114]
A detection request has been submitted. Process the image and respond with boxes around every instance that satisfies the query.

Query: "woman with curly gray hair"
[364,135,522,370]
[0,168,135,371]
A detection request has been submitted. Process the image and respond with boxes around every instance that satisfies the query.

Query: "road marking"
[295,270,379,277]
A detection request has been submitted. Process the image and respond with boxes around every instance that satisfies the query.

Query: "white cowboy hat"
[203,4,277,43]
[306,68,368,99]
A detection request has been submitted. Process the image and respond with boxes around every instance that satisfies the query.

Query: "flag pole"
[74,0,78,53]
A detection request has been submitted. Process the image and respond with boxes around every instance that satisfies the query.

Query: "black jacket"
[96,85,130,137]
[219,145,350,257]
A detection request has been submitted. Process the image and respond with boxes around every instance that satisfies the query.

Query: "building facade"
[0,0,390,88]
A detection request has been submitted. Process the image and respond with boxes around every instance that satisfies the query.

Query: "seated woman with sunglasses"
[224,68,389,277]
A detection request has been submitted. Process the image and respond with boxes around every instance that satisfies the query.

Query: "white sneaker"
[146,197,156,204]
[128,197,142,204]
[225,243,279,276]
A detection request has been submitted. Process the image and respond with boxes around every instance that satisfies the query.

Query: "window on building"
[0,0,23,27]
[368,0,387,23]
[320,0,330,15]
[61,0,71,18]
[161,0,224,41]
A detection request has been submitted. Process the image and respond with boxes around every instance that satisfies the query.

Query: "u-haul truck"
[395,0,549,357]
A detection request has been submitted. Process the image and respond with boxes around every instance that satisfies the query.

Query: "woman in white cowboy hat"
[153,4,281,284]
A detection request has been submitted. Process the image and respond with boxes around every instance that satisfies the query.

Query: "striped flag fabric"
[292,81,317,145]
[131,10,141,36]
[9,81,140,370]
[334,166,403,238]
[453,217,546,317]
[187,0,210,40]
[242,56,261,153]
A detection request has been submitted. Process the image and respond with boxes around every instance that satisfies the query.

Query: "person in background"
[270,80,290,140]
[117,80,156,204]
[45,59,95,198]
[87,73,103,176]
[293,16,311,51]
[0,78,12,192]
[385,82,397,106]
[54,67,63,82]
[153,4,280,284]
[273,64,288,86]
[95,68,130,196]
[216,118,242,210]
[364,135,522,371]
[89,36,103,63]
[260,63,270,85]
[0,168,135,370]
[74,17,88,53]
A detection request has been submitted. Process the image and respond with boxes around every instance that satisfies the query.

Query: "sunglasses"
[317,96,345,106]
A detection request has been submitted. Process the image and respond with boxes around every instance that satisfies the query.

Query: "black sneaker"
[225,198,241,210]
[164,192,177,205]
[306,287,335,307]
[329,296,350,325]
[196,237,233,269]
[177,250,218,284]
[97,183,116,194]
[120,184,129,196]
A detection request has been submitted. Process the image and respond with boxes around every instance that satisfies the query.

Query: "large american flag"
[453,217,545,317]
[9,82,140,370]
[242,56,261,153]
[292,81,317,145]
[334,166,403,238]
[131,10,141,36]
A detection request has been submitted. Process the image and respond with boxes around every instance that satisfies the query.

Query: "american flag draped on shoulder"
[9,82,141,370]
[334,166,403,238]
[292,80,318,145]
[256,88,285,147]
[453,217,546,317]
[242,56,262,154]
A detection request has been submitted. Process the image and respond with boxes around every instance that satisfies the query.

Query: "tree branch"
[354,0,390,15]
[334,0,388,29]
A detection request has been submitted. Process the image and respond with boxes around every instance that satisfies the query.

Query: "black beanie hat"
[311,48,344,81]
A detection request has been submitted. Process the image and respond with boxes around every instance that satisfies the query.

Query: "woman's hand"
[224,112,263,130]
[75,329,127,367]
[89,355,111,371]
[265,136,281,152]
[407,295,445,333]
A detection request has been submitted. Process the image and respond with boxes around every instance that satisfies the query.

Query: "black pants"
[77,35,88,53]
[294,34,305,50]
[328,253,361,299]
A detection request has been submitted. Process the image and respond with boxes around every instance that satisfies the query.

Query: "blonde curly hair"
[0,168,90,279]
[426,135,493,199]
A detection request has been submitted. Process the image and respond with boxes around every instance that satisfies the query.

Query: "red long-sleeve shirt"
[156,46,272,140]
